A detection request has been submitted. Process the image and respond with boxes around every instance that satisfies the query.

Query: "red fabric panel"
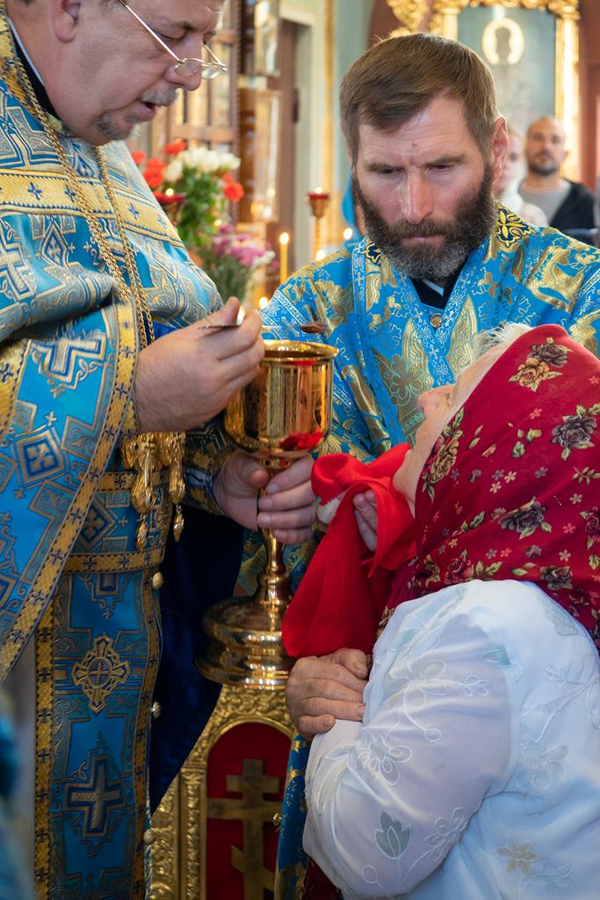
[206,722,291,900]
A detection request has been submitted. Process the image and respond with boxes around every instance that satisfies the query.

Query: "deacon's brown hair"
[340,33,499,164]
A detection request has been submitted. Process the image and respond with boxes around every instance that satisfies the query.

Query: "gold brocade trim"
[0,171,183,245]
[64,545,166,574]
[134,571,161,896]
[97,471,136,491]
[188,484,224,517]
[34,598,54,898]
[0,340,28,442]
[0,302,137,679]
[0,308,138,680]
[570,310,600,357]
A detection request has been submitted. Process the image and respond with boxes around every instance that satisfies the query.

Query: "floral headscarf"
[392,324,600,650]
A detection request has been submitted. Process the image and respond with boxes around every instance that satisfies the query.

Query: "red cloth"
[282,444,415,658]
[388,324,600,651]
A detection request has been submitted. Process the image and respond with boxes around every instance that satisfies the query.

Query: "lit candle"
[279,231,290,284]
[343,226,354,242]
[307,186,330,202]
[258,296,269,310]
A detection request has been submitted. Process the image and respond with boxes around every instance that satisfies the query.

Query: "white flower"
[201,149,221,172]
[164,158,183,183]
[179,148,195,169]
[219,151,241,171]
[177,146,241,175]
[180,147,211,171]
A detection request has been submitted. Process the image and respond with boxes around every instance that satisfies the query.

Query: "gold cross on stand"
[206,758,282,899]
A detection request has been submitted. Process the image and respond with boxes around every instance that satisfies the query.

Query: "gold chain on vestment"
[16,69,185,549]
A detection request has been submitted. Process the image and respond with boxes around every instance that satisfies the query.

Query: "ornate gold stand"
[151,341,336,899]
[150,687,293,900]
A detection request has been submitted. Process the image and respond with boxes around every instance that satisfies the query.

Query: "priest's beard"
[353,165,496,282]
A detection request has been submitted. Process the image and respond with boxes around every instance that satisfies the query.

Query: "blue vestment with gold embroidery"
[0,10,237,897]
[262,215,600,900]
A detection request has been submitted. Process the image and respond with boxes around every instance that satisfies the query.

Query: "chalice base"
[197,585,293,689]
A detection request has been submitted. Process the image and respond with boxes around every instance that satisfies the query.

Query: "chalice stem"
[256,485,292,610]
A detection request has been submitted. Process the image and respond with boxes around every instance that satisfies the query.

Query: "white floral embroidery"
[462,674,490,696]
[516,740,568,793]
[424,808,468,862]
[527,860,574,894]
[356,733,411,785]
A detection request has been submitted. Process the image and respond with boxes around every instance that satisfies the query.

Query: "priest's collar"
[8,16,57,117]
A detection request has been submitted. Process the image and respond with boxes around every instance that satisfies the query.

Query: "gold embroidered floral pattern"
[494,206,534,252]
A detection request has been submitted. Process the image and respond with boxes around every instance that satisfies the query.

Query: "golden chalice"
[198,340,337,688]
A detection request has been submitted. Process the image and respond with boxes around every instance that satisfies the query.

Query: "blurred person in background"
[493,124,546,226]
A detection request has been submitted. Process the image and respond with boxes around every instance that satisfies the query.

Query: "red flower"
[279,430,324,452]
[145,157,166,171]
[144,169,165,189]
[165,139,187,155]
[143,158,166,189]
[223,181,244,202]
[131,150,147,166]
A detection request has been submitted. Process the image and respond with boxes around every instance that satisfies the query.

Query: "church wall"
[370,0,599,190]
[578,0,600,189]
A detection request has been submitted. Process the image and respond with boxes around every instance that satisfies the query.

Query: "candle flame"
[258,296,269,309]
[316,249,326,261]
[165,188,175,197]
[343,227,353,241]
[279,232,290,246]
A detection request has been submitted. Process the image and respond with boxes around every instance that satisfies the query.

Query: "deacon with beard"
[241,33,600,599]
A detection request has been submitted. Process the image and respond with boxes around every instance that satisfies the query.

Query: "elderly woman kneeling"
[301,323,600,900]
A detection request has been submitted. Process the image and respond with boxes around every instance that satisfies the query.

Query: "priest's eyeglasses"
[116,0,228,80]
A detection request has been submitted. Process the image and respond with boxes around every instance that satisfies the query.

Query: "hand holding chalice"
[198,340,337,687]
